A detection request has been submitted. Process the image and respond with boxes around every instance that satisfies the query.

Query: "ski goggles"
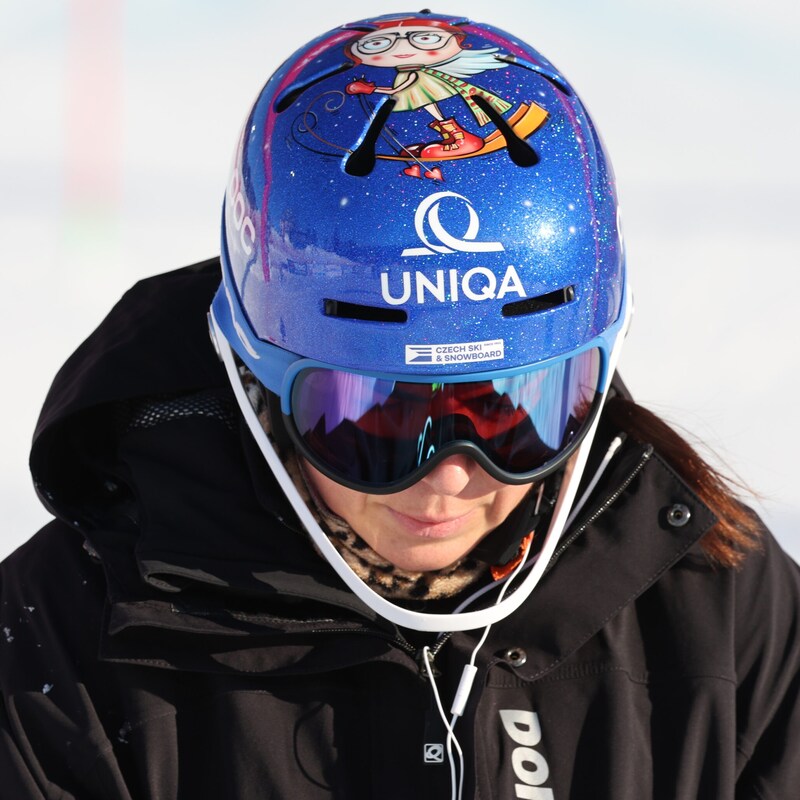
[211,282,616,494]
[284,350,601,491]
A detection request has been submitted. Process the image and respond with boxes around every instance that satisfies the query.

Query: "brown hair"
[605,396,763,568]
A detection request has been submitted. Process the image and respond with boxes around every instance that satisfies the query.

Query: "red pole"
[64,0,124,214]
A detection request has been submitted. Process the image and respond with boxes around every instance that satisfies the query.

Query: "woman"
[2,11,798,800]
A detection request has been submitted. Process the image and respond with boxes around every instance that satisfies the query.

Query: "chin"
[379,544,469,573]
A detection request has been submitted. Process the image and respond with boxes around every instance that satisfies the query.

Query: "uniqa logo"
[401,191,505,257]
[380,265,526,306]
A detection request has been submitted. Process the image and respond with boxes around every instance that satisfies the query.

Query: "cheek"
[302,462,366,520]
[365,55,384,63]
[490,485,534,523]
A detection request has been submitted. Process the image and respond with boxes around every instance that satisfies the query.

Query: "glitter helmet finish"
[217,11,625,378]
[210,11,630,632]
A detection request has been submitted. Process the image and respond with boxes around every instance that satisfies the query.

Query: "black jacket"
[2,260,799,799]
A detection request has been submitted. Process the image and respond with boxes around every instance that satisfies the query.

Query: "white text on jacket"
[499,709,554,799]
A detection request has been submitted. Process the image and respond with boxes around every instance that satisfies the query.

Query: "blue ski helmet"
[214,11,624,365]
[212,10,627,487]
[209,11,630,631]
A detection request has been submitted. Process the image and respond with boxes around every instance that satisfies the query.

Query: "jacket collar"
[97,430,715,677]
[482,442,716,680]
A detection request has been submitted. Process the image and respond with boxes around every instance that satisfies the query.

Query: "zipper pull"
[416,646,441,679]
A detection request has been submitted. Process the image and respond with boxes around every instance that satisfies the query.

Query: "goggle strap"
[264,386,295,456]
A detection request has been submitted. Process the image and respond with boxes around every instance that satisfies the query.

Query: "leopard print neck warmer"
[240,367,489,601]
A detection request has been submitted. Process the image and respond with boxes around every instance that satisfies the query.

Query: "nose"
[418,454,475,497]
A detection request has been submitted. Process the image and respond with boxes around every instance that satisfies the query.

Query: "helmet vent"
[274,63,354,113]
[324,298,408,323]
[472,96,539,167]
[502,285,575,317]
[345,98,397,176]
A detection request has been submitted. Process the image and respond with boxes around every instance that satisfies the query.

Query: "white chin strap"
[209,295,631,633]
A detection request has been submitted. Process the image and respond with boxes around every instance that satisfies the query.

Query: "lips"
[386,507,474,539]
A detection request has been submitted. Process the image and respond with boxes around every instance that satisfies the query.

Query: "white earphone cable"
[423,646,464,800]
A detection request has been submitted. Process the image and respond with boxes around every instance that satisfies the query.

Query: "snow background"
[1,0,798,561]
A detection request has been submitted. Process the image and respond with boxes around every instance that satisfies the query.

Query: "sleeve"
[734,529,800,799]
[0,525,130,800]
[0,697,51,800]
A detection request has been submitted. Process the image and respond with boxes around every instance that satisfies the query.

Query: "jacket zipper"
[414,631,454,677]
[310,625,450,680]
[544,443,654,575]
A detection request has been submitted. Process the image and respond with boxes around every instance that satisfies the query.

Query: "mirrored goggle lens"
[290,348,601,488]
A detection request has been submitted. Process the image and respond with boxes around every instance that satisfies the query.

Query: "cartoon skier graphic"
[343,17,540,179]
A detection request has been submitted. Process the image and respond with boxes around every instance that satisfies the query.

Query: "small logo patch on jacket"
[424,743,445,763]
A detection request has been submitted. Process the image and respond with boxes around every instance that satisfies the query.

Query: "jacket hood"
[31,259,227,521]
[28,259,382,621]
